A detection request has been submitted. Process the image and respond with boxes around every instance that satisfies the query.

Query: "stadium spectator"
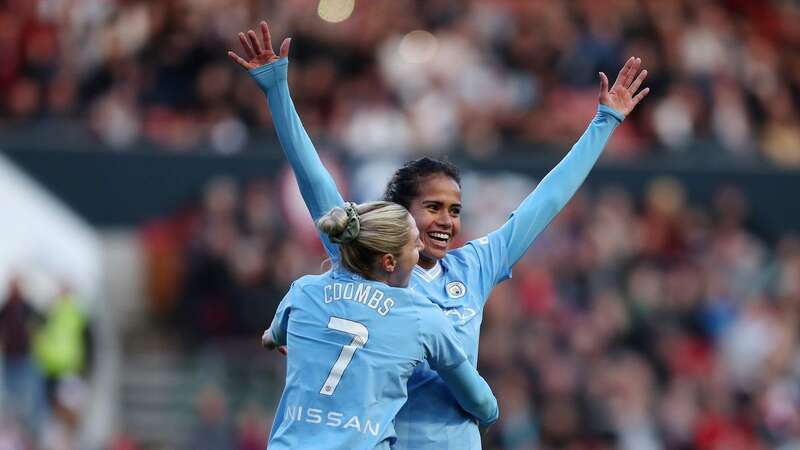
[0,275,46,434]
[32,285,92,396]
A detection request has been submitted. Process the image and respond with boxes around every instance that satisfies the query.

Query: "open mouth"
[427,231,451,245]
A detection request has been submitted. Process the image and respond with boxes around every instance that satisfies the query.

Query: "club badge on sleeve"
[446,281,466,299]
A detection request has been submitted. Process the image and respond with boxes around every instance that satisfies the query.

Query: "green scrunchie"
[330,202,361,244]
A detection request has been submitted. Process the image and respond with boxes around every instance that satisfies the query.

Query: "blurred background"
[1,0,799,449]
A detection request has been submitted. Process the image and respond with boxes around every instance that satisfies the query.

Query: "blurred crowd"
[477,178,800,450]
[2,0,800,165]
[134,169,800,450]
[142,176,297,344]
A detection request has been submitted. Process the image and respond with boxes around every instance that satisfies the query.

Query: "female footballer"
[263,201,498,449]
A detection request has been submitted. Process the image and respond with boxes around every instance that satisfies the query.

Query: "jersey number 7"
[320,317,369,396]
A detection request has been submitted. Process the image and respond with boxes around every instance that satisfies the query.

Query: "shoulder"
[451,234,503,260]
[382,288,436,317]
[382,286,426,306]
[445,237,491,266]
[292,273,329,289]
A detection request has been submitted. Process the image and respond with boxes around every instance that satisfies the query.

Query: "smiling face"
[406,174,462,268]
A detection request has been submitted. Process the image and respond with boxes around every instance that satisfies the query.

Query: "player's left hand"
[599,56,650,116]
[228,20,291,71]
[261,328,276,349]
[261,328,288,356]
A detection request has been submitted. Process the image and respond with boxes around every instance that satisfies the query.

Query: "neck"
[363,263,392,285]
[417,254,438,270]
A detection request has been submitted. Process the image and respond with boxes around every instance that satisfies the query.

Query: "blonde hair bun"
[316,201,412,279]
[318,206,351,240]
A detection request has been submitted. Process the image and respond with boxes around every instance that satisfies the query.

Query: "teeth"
[429,232,449,241]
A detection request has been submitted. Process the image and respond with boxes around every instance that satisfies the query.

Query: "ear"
[381,254,397,273]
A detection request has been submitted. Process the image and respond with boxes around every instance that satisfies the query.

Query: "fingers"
[261,21,273,54]
[235,21,288,65]
[238,32,255,59]
[627,58,642,88]
[615,57,634,88]
[599,71,609,95]
[616,57,643,89]
[623,58,641,88]
[227,51,251,69]
[629,69,648,94]
[632,87,651,106]
[612,56,646,91]
[248,29,264,54]
[278,346,288,356]
[279,37,291,58]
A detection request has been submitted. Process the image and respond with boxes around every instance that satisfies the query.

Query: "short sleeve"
[419,303,468,372]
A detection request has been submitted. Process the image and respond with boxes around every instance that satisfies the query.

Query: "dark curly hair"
[382,157,461,208]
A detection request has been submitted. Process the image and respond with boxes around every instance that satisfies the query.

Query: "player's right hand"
[228,20,291,71]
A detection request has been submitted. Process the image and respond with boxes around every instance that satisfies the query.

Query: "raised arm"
[229,21,344,258]
[496,57,650,267]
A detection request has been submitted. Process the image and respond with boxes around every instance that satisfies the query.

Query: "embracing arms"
[422,305,499,426]
[438,361,499,426]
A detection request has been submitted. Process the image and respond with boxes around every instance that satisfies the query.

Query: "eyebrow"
[422,200,462,208]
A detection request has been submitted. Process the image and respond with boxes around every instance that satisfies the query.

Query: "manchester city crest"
[446,281,466,299]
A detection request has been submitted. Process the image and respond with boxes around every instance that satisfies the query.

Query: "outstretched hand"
[599,57,650,116]
[228,20,291,71]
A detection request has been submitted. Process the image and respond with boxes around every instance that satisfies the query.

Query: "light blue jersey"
[267,269,497,450]
[252,58,624,449]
